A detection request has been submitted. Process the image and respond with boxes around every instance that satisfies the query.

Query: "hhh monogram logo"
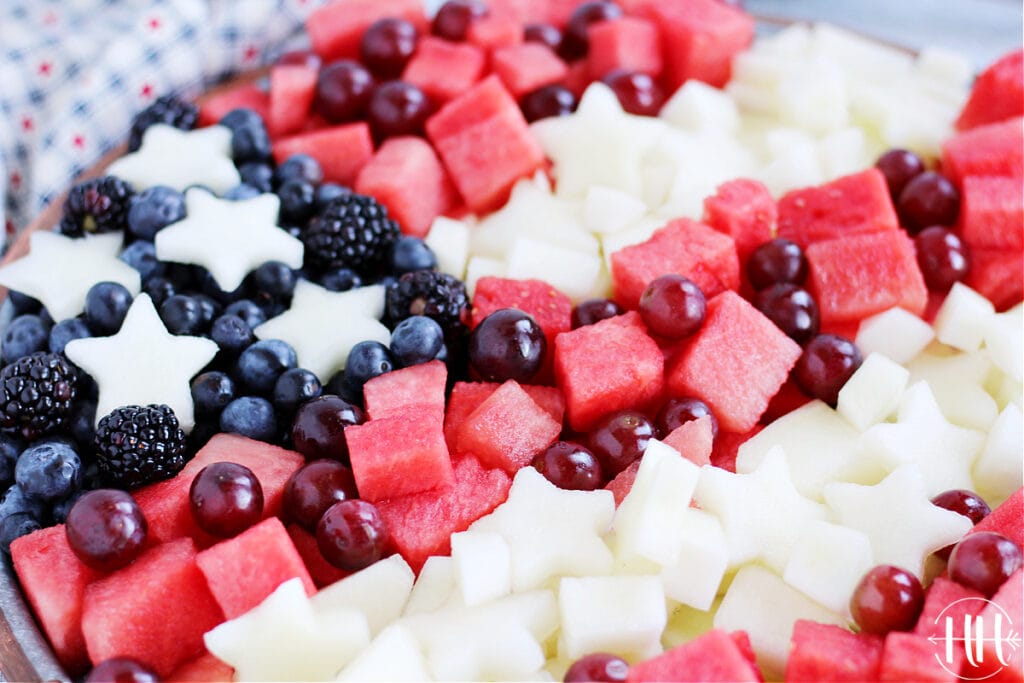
[929,597,1022,680]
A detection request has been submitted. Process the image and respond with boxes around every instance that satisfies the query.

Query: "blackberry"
[59,176,135,236]
[128,94,199,152]
[94,404,187,489]
[385,270,471,342]
[0,352,78,441]
[304,193,400,277]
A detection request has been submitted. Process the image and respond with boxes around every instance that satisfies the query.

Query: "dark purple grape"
[602,70,663,116]
[84,657,159,683]
[915,226,971,292]
[655,397,718,441]
[588,410,654,476]
[65,489,147,572]
[561,1,623,60]
[468,308,546,383]
[746,238,808,290]
[897,170,960,233]
[948,531,1022,598]
[316,499,387,571]
[432,0,489,41]
[564,653,629,682]
[931,489,991,561]
[189,462,264,538]
[360,18,419,79]
[532,441,604,491]
[291,395,364,462]
[572,298,623,329]
[284,459,359,531]
[366,80,431,140]
[520,84,578,123]
[753,284,820,345]
[875,148,926,200]
[793,334,863,406]
[315,60,375,123]
[638,274,706,339]
[524,23,563,52]
[850,565,924,635]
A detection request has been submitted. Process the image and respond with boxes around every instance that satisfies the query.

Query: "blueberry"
[224,184,261,201]
[277,179,317,225]
[343,341,394,395]
[191,371,236,418]
[119,240,163,280]
[0,514,41,554]
[127,185,186,240]
[48,318,92,354]
[324,370,363,405]
[160,294,205,335]
[275,154,324,186]
[198,269,246,306]
[235,339,298,394]
[231,123,272,164]
[194,294,223,328]
[0,484,45,521]
[163,263,202,291]
[273,367,322,415]
[211,314,255,355]
[68,400,97,449]
[15,440,82,503]
[0,435,23,488]
[84,281,134,335]
[220,396,277,442]
[8,290,42,315]
[2,314,51,362]
[316,182,351,209]
[390,236,437,275]
[239,162,274,193]
[51,489,88,525]
[252,261,298,299]
[142,275,177,307]
[219,108,266,133]
[318,267,362,292]
[390,315,444,367]
[224,299,267,329]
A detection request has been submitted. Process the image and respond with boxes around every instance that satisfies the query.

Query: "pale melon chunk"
[906,349,998,431]
[505,237,603,303]
[450,530,512,607]
[783,520,874,615]
[660,79,741,132]
[558,575,667,660]
[464,256,507,296]
[336,624,431,682]
[973,404,1024,507]
[855,307,935,364]
[403,556,460,616]
[582,185,649,235]
[312,554,414,635]
[983,305,1024,382]
[837,352,910,431]
[424,217,471,281]
[933,282,995,352]
[659,508,729,611]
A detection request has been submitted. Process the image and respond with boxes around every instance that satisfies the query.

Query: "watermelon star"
[106,124,240,194]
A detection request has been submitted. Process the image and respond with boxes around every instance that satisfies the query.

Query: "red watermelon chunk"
[363,360,447,422]
[879,631,959,682]
[10,525,102,675]
[466,7,524,51]
[711,426,762,472]
[606,459,641,505]
[703,178,776,270]
[964,569,1023,681]
[965,248,1024,312]
[587,17,663,80]
[957,49,1024,131]
[306,0,428,62]
[785,620,883,682]
[941,117,1024,188]
[376,454,512,571]
[761,377,813,425]
[268,65,317,138]
[958,175,1024,250]
[455,379,562,473]
[666,291,802,433]
[806,230,928,324]
[522,384,566,424]
[776,168,899,248]
[626,628,762,682]
[167,651,235,683]
[355,136,457,238]
[286,523,351,589]
[81,538,224,676]
[426,75,545,212]
[198,83,270,128]
[663,415,714,466]
[444,381,565,449]
[132,476,216,548]
[196,517,316,620]
[970,487,1023,548]
[913,577,986,640]
[554,311,665,431]
[402,37,487,105]
[491,43,569,98]
[272,122,374,186]
[610,218,740,310]
[346,408,454,501]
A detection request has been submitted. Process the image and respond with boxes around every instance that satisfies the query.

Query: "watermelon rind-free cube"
[626,628,762,682]
[587,16,663,80]
[286,523,351,589]
[785,619,883,682]
[662,415,714,466]
[491,43,569,98]
[362,360,447,422]
[269,65,318,138]
[402,36,487,105]
[444,381,565,449]
[965,248,1024,312]
[879,631,960,682]
[956,49,1024,131]
[167,652,236,683]
[703,178,776,271]
[306,0,427,62]
[272,122,375,186]
[957,175,1024,251]
[941,117,1024,188]
[913,577,985,641]
[466,6,524,51]
[198,84,269,128]
[969,487,1023,548]
[963,569,1023,681]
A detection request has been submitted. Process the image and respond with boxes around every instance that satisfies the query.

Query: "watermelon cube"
[467,7,524,51]
[444,381,565,449]
[272,122,375,186]
[806,230,928,324]
[10,525,102,675]
[306,0,428,62]
[81,538,225,676]
[776,168,899,248]
[965,248,1024,312]
[196,517,316,620]
[455,379,562,473]
[546,0,588,25]
[522,384,566,424]
[286,523,351,589]
[268,64,317,138]
[626,628,762,682]
[355,137,457,238]
[703,178,776,270]
[426,75,545,212]
[956,49,1024,131]
[167,652,235,683]
[879,632,959,682]
[491,43,569,98]
[605,459,640,506]
[198,83,270,128]
[587,17,663,80]
[711,425,762,472]
[554,311,665,431]
[958,175,1024,251]
[913,577,985,640]
[610,218,740,310]
[662,415,714,466]
[963,569,1023,681]
[345,409,454,501]
[666,291,802,433]
[970,487,1023,548]
[376,454,512,571]
[561,59,592,98]
[402,37,487,105]
[785,620,883,682]
[941,117,1024,188]
[363,360,447,422]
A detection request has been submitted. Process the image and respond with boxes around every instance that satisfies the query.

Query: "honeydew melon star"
[106,124,240,195]
[0,231,140,322]
[63,293,218,433]
[155,187,304,292]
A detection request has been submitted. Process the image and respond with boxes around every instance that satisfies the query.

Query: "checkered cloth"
[0,0,328,251]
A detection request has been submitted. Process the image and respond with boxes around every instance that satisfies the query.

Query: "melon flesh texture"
[491,43,569,98]
[666,291,802,433]
[403,36,487,105]
[806,230,928,324]
[466,6,524,51]
[703,178,776,270]
[444,381,565,450]
[662,415,715,466]
[376,454,512,572]
[286,523,351,589]
[969,486,1023,548]
[554,311,665,431]
[81,538,224,676]
[587,17,663,80]
[269,65,317,138]
[776,168,898,248]
[306,0,427,61]
[966,569,1023,681]
[605,460,640,506]
[196,517,316,620]
[956,49,1024,131]
[785,620,883,682]
[957,175,1024,251]
[626,629,762,682]
[941,117,1024,188]
[610,218,740,310]
[167,651,235,683]
[913,577,986,640]
[362,360,447,422]
[355,136,458,238]
[198,84,269,127]
[272,122,375,186]
[879,632,960,682]
[10,525,102,676]
[966,248,1024,312]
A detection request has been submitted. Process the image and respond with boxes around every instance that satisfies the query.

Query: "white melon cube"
[973,404,1024,507]
[758,144,824,197]
[983,305,1024,382]
[933,282,995,351]
[906,350,999,431]
[817,127,869,180]
[506,237,603,303]
[312,554,414,635]
[810,24,914,79]
[558,575,667,660]
[336,624,431,682]
[837,353,910,431]
[638,161,676,209]
[424,216,471,280]
[856,307,935,364]
[777,61,849,135]
[472,180,594,257]
[450,530,512,606]
[582,185,649,235]
[714,565,845,679]
[464,256,506,296]
[783,520,874,615]
[404,556,459,616]
[660,80,741,132]
[600,217,664,271]
[659,508,729,611]
[915,47,973,90]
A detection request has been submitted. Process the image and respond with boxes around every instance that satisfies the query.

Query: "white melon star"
[253,280,391,381]
[63,294,218,432]
[155,187,304,292]
[0,232,140,322]
[823,464,974,578]
[106,124,240,194]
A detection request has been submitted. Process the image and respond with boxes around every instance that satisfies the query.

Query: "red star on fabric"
[38,62,53,76]
[243,45,260,62]
[6,220,16,238]
[10,171,22,190]
[148,16,161,30]
[140,83,154,98]
[72,134,85,150]
[21,116,33,132]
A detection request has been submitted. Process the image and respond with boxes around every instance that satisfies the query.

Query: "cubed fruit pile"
[0,0,1021,681]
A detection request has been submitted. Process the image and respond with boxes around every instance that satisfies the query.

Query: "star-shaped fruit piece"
[64,294,217,431]
[155,187,304,292]
[106,124,240,194]
[823,464,974,578]
[253,280,391,381]
[470,467,615,592]
[0,232,140,321]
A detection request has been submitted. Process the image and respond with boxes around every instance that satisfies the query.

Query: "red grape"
[571,298,623,329]
[520,84,577,123]
[638,274,706,339]
[189,462,264,538]
[931,489,992,561]
[284,459,359,531]
[524,23,563,52]
[315,60,375,123]
[915,226,971,292]
[84,658,159,683]
[432,0,488,41]
[897,171,960,233]
[948,531,1022,598]
[875,148,925,200]
[366,80,431,140]
[655,397,718,441]
[532,441,604,491]
[589,410,654,476]
[753,284,820,345]
[850,565,924,635]
[65,489,147,572]
[564,653,629,682]
[601,70,664,116]
[316,499,387,571]
[360,18,419,79]
[468,308,546,383]
[291,395,364,462]
[793,334,863,406]
[746,238,808,290]
[561,1,623,60]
